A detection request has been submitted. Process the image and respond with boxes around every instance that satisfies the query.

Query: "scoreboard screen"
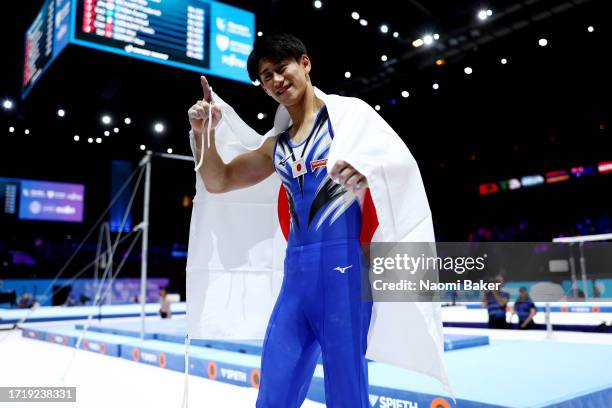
[23,0,255,97]
[75,0,214,70]
[23,0,71,97]
[0,180,19,217]
[0,178,85,223]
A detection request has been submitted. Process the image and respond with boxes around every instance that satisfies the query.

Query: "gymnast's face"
[258,55,311,107]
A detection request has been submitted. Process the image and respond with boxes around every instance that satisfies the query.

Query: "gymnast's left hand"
[329,160,368,192]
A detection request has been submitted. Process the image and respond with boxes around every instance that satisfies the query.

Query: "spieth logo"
[87,342,101,352]
[140,352,157,364]
[220,368,247,382]
[369,394,418,408]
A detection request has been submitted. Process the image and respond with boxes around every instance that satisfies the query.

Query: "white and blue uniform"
[256,106,373,408]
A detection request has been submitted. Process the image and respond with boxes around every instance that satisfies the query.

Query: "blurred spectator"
[79,294,91,305]
[159,288,171,319]
[514,287,537,330]
[592,279,601,298]
[17,293,36,309]
[468,212,612,242]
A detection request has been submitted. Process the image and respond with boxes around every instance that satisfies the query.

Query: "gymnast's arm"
[188,75,275,194]
[193,130,275,194]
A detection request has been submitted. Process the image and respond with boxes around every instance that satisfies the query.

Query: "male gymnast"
[190,32,390,408]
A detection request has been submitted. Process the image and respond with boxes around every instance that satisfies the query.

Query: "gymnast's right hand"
[188,75,222,136]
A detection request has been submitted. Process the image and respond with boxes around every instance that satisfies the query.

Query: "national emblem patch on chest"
[291,158,307,178]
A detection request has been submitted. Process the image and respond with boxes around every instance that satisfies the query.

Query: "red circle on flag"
[297,163,302,171]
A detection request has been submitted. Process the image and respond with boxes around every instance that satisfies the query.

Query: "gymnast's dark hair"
[247,32,308,82]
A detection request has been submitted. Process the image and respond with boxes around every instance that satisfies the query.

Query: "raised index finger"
[200,76,212,102]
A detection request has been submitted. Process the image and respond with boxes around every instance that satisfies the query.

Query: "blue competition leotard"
[256,105,372,408]
[273,106,362,246]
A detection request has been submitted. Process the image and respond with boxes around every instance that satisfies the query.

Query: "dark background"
[1,0,610,296]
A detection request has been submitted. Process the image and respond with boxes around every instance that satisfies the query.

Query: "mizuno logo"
[279,156,291,166]
[334,265,353,273]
